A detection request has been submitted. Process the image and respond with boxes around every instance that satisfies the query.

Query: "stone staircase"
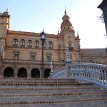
[0,78,107,107]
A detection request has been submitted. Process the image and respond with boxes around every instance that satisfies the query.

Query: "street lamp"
[40,30,46,78]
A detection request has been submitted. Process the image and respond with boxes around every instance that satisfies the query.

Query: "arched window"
[13,39,18,47]
[20,39,25,47]
[48,41,53,49]
[35,40,39,48]
[27,40,32,47]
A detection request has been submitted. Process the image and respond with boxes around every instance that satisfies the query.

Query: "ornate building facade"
[0,10,106,79]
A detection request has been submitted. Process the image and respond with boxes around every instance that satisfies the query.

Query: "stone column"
[0,55,3,78]
[14,69,17,78]
[27,70,31,79]
[66,64,71,78]
[0,66,3,78]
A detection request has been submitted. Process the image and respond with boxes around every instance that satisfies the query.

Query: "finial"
[6,8,8,12]
[77,32,79,37]
[41,28,45,35]
[76,32,79,39]
[42,28,44,32]
[57,29,59,35]
[64,7,67,15]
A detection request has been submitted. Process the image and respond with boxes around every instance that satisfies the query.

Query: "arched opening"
[17,68,27,78]
[44,68,51,78]
[31,68,40,78]
[4,67,14,77]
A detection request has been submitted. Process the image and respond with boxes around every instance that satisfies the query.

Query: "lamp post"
[40,30,46,78]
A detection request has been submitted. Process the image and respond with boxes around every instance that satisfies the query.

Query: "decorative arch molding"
[31,68,40,78]
[17,68,27,78]
[4,67,14,77]
[44,68,51,78]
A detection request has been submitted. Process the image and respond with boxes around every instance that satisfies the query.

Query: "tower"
[0,10,10,62]
[59,10,81,62]
[98,0,107,34]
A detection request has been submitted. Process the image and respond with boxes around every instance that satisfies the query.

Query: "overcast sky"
[0,0,106,48]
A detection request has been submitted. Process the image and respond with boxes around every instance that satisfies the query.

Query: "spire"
[64,7,67,15]
[61,10,73,32]
[62,9,69,20]
[77,32,79,38]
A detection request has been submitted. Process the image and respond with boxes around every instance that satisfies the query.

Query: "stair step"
[0,79,106,107]
[0,98,107,106]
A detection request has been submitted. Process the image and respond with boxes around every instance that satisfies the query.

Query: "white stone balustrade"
[51,62,107,89]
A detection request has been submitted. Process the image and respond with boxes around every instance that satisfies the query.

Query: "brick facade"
[0,10,106,78]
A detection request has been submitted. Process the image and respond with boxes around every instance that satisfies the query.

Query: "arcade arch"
[4,67,14,77]
[31,68,40,78]
[44,68,51,78]
[17,68,27,78]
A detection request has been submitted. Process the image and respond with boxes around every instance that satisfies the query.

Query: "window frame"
[30,52,36,61]
[27,40,32,48]
[20,39,25,47]
[35,40,39,48]
[48,41,53,49]
[13,39,18,47]
[13,51,20,60]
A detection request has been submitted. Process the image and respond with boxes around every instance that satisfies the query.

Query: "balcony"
[3,59,65,65]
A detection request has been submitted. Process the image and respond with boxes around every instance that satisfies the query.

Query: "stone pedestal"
[66,64,71,78]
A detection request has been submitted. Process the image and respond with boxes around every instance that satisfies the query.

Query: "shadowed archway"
[17,68,27,78]
[31,68,40,78]
[44,68,51,78]
[4,67,14,77]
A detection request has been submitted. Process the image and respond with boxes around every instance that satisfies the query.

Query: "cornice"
[7,30,58,38]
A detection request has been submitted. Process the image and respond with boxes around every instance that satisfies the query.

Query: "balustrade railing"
[3,59,65,65]
[71,62,107,89]
[51,62,107,89]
